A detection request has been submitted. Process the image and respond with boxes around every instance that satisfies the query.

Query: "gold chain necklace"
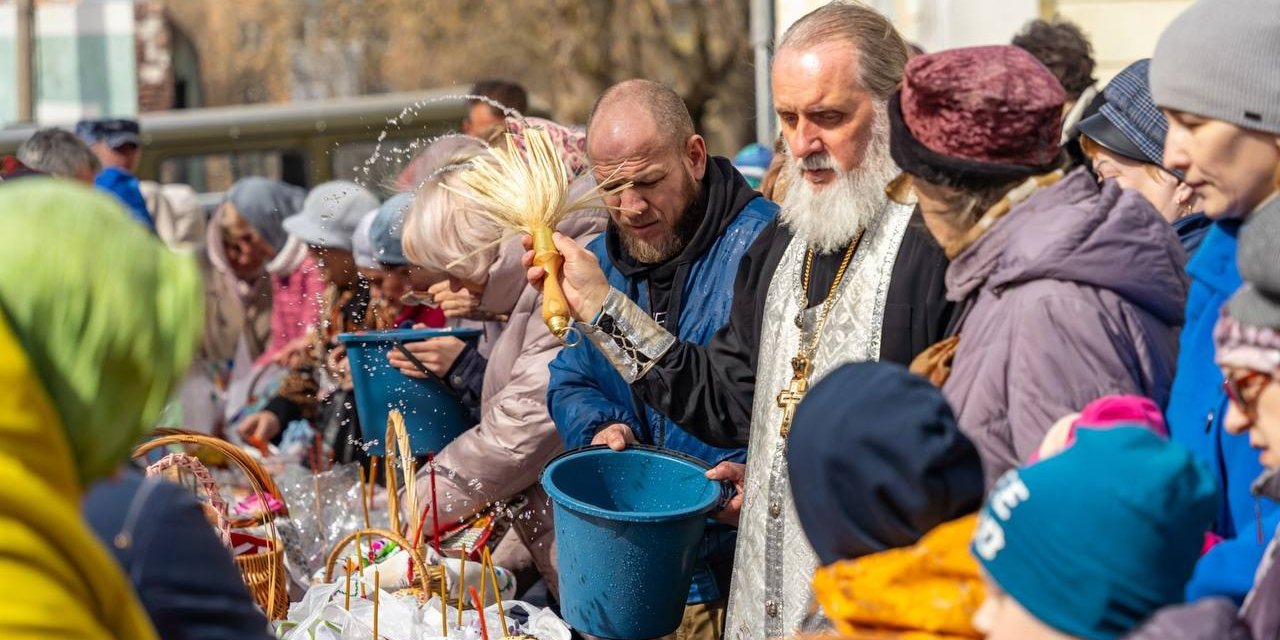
[777,232,862,438]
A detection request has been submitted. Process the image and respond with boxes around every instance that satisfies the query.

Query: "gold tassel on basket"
[443,126,630,341]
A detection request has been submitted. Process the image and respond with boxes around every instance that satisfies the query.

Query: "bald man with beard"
[547,79,776,639]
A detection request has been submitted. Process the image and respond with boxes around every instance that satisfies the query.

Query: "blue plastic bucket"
[541,445,728,639]
[338,327,480,456]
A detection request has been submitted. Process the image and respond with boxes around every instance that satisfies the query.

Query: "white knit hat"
[282,180,379,251]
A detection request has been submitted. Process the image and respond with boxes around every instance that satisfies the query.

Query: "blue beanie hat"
[972,428,1219,640]
[788,362,985,565]
[732,143,772,189]
[369,192,414,266]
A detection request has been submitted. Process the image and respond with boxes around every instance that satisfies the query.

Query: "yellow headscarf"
[0,179,202,639]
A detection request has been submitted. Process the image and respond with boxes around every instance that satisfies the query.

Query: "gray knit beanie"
[1150,0,1280,135]
[1228,197,1280,327]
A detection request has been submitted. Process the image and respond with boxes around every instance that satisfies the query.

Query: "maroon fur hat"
[890,45,1067,189]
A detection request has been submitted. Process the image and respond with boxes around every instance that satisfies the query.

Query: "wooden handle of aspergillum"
[533,225,571,339]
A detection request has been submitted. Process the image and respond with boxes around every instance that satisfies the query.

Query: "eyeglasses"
[1223,370,1273,419]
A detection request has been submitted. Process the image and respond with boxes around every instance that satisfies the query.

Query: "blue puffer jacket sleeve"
[548,334,645,449]
[1189,513,1280,602]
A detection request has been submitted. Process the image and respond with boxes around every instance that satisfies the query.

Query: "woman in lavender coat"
[891,46,1188,485]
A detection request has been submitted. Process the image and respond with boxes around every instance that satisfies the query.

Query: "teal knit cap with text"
[972,427,1219,640]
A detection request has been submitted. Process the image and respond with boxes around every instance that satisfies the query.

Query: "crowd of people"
[0,0,1278,638]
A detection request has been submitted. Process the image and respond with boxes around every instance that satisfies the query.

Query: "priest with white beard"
[524,4,953,639]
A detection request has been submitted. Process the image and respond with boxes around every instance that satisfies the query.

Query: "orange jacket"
[812,515,984,640]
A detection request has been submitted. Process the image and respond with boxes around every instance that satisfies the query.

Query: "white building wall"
[775,0,1194,81]
[1052,0,1192,83]
[775,0,1038,51]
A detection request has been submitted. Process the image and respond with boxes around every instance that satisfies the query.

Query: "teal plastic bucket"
[338,327,480,456]
[541,445,728,639]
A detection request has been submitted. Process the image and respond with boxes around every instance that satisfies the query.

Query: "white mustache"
[799,154,835,171]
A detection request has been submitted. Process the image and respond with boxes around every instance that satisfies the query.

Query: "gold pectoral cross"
[777,355,812,438]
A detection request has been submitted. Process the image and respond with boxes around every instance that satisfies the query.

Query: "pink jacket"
[259,245,324,365]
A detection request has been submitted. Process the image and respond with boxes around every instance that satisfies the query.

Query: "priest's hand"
[707,461,746,528]
[522,232,611,321]
[591,423,638,451]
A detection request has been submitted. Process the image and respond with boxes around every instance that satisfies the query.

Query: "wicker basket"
[142,427,290,528]
[134,429,290,619]
[234,535,289,618]
[324,527,444,602]
[144,452,233,548]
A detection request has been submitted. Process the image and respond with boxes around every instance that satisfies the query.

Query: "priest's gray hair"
[778,1,909,101]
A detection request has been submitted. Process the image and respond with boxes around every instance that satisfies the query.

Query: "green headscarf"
[0,178,203,485]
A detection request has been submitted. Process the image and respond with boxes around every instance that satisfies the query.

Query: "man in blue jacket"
[76,118,156,232]
[1150,0,1280,603]
[547,79,775,639]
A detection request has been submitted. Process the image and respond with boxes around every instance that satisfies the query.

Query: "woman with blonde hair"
[392,124,605,596]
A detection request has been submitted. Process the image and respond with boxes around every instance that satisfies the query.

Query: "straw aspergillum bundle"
[443,126,631,339]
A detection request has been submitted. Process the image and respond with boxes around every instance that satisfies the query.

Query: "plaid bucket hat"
[1077,59,1184,180]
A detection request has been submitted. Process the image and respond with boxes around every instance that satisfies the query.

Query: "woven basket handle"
[146,452,233,548]
[134,428,290,527]
[323,527,434,595]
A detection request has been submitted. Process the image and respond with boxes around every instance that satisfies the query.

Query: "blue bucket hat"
[1077,59,1184,180]
[973,428,1218,640]
[75,119,141,149]
[368,193,414,266]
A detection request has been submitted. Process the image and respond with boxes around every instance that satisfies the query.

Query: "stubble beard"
[779,107,898,254]
[618,171,705,264]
